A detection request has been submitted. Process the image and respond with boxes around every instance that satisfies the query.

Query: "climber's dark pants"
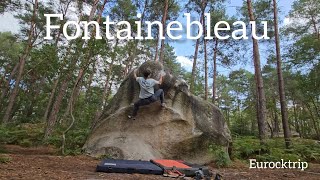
[132,89,164,117]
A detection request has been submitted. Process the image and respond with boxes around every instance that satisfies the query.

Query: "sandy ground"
[0,145,320,180]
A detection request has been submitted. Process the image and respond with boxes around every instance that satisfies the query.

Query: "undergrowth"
[0,155,10,163]
[209,144,231,168]
[232,136,320,163]
[0,123,89,156]
[0,123,43,146]
[1,123,320,164]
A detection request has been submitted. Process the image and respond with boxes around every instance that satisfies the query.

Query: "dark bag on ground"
[96,159,163,175]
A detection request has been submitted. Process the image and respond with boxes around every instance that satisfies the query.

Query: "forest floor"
[0,145,320,180]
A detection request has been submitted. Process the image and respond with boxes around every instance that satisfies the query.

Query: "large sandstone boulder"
[83,61,231,164]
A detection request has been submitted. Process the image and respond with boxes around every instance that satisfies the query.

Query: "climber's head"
[143,69,151,79]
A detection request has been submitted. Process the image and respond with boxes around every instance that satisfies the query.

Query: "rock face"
[83,61,231,164]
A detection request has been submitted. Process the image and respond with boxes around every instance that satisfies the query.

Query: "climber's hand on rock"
[158,70,165,85]
[159,74,163,85]
[133,69,138,80]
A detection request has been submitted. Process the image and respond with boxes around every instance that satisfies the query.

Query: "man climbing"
[128,68,165,120]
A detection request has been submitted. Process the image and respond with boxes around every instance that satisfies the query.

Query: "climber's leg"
[129,90,165,119]
[131,101,140,117]
[131,97,153,117]
[153,89,165,107]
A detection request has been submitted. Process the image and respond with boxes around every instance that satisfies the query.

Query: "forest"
[0,0,320,174]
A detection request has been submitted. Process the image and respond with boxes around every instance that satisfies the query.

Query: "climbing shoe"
[161,103,166,108]
[127,115,136,120]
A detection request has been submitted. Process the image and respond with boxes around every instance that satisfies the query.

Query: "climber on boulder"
[128,68,165,120]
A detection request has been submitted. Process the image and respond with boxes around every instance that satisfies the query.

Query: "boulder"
[83,61,232,164]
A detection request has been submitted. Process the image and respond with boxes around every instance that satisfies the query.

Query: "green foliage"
[0,32,23,62]
[19,139,32,147]
[0,124,44,146]
[255,148,300,162]
[0,122,89,156]
[291,139,320,162]
[0,145,7,154]
[284,0,320,68]
[0,155,10,163]
[238,0,275,38]
[184,70,205,96]
[230,112,254,136]
[163,45,187,78]
[111,0,137,21]
[286,35,320,66]
[209,144,231,168]
[62,148,83,156]
[233,137,320,163]
[215,70,257,136]
[46,125,90,156]
[0,0,319,167]
[98,154,113,160]
[233,136,262,159]
[0,0,21,14]
[46,135,61,147]
[63,128,89,154]
[286,0,320,38]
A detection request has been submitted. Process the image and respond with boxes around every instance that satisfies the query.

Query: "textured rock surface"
[83,61,231,164]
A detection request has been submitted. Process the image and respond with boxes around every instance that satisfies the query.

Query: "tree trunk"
[310,16,319,40]
[247,0,266,145]
[2,0,38,124]
[158,0,168,64]
[140,0,149,22]
[43,78,59,121]
[127,45,138,73]
[91,70,115,130]
[93,64,114,123]
[190,14,203,93]
[62,69,84,119]
[273,0,291,148]
[44,73,71,139]
[267,121,274,138]
[104,76,114,108]
[44,45,81,138]
[44,0,104,138]
[92,37,118,123]
[292,100,302,138]
[123,46,133,77]
[274,109,279,135]
[26,78,43,118]
[89,0,100,21]
[201,2,208,100]
[273,98,280,137]
[128,55,134,74]
[304,102,320,140]
[154,33,160,61]
[43,46,72,123]
[0,62,19,104]
[212,38,218,104]
[84,63,96,102]
[310,97,320,119]
[59,0,109,127]
[59,0,109,122]
[65,0,108,115]
[42,0,71,122]
[54,0,72,46]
